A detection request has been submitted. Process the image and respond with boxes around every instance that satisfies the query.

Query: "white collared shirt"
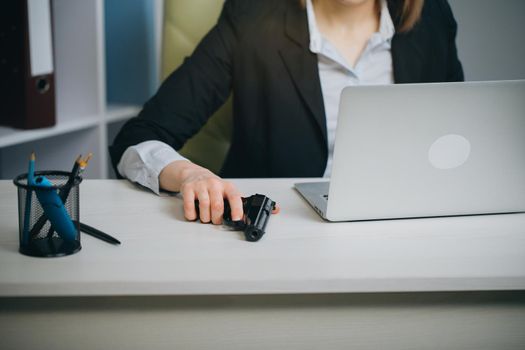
[117,0,395,192]
[306,0,395,176]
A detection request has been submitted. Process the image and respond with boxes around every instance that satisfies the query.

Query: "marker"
[34,175,77,241]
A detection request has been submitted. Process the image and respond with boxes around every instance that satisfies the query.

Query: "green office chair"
[162,0,232,174]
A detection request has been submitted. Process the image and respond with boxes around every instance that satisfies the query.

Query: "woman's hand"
[159,160,243,224]
[159,160,280,224]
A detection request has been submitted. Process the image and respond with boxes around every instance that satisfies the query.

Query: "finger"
[182,186,197,221]
[209,187,225,225]
[224,185,243,221]
[272,203,280,214]
[196,189,211,223]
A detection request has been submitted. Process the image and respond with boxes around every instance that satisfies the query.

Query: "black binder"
[0,0,56,129]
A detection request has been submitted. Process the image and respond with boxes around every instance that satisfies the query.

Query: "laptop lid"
[325,80,525,221]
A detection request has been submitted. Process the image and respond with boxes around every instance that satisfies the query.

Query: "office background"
[451,0,525,81]
[0,0,523,180]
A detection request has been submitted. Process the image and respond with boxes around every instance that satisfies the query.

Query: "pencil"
[59,154,82,203]
[78,153,93,177]
[22,152,35,245]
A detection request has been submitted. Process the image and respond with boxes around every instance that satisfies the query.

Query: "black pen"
[78,221,121,245]
[60,154,82,202]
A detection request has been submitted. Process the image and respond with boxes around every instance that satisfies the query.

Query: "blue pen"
[34,175,77,241]
[22,152,35,245]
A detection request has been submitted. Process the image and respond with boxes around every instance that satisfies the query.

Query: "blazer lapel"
[279,3,327,144]
[388,1,426,83]
[391,31,425,83]
[277,1,426,144]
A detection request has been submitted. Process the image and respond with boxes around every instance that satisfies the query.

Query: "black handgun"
[195,194,276,242]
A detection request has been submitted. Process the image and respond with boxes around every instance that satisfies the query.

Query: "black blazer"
[110,0,464,178]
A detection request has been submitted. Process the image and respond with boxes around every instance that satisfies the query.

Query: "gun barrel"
[243,194,275,242]
[195,194,276,242]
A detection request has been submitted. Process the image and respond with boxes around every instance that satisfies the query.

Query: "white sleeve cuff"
[117,140,188,195]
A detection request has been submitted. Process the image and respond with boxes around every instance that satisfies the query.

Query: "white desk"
[1,179,524,349]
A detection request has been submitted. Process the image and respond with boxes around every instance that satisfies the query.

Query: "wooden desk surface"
[0,179,524,297]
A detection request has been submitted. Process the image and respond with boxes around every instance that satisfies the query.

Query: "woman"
[110,0,463,224]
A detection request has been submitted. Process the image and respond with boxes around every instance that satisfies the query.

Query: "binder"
[0,0,56,129]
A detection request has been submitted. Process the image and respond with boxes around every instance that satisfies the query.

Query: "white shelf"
[106,104,141,123]
[0,0,157,180]
[0,116,99,148]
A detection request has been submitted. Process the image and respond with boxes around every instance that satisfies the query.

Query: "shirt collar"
[306,0,395,54]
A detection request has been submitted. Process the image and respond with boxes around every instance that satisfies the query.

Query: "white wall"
[449,0,525,81]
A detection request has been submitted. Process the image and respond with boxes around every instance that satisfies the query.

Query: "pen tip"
[80,153,93,168]
[76,154,83,163]
[30,152,35,161]
[79,153,93,168]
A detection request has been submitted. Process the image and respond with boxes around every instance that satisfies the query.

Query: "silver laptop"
[295,80,525,221]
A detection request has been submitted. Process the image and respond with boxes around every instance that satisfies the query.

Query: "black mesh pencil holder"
[13,171,82,257]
